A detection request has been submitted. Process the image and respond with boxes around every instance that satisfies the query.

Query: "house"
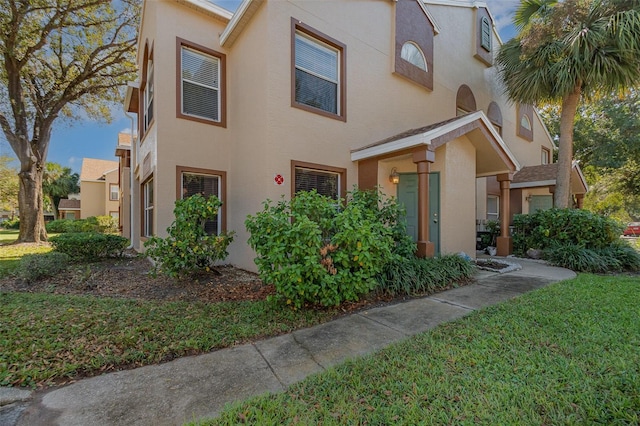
[58,199,81,220]
[123,0,587,271]
[79,158,121,220]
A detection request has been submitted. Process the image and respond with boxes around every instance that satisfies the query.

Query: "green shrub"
[17,252,70,282]
[376,255,476,296]
[144,194,235,278]
[513,208,622,256]
[46,216,118,234]
[542,241,640,273]
[46,219,71,233]
[50,232,129,261]
[2,217,19,229]
[245,188,413,309]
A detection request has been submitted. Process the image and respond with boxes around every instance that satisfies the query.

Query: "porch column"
[496,173,513,257]
[413,149,435,258]
[576,194,584,209]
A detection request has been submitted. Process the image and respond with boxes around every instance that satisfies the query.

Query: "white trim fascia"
[82,179,109,183]
[176,0,233,20]
[351,110,521,171]
[417,1,441,34]
[123,81,140,113]
[424,1,504,46]
[220,0,254,47]
[511,180,556,189]
[103,167,120,175]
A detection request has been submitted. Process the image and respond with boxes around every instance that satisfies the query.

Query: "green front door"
[397,172,440,254]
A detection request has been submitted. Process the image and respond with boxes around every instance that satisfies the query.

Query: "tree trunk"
[555,84,582,208]
[17,160,47,243]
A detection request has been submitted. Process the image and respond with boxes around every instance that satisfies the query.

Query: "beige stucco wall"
[104,169,120,217]
[80,181,105,218]
[132,0,559,270]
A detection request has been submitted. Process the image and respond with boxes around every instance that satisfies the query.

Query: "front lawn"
[0,292,335,387]
[0,230,52,277]
[201,274,640,425]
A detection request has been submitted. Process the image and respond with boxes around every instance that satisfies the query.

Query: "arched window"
[456,84,476,116]
[487,101,503,135]
[521,114,532,131]
[401,41,427,71]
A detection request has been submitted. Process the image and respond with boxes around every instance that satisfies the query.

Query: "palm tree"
[497,0,640,208]
[42,163,80,220]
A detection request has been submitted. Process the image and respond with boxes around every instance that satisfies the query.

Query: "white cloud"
[68,156,81,167]
[488,0,520,39]
[119,127,138,136]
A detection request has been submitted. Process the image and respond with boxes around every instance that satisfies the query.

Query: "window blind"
[295,168,339,199]
[181,47,219,121]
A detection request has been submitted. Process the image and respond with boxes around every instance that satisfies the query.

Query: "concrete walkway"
[3,258,576,426]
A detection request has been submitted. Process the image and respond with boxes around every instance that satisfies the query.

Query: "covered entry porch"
[351,111,520,258]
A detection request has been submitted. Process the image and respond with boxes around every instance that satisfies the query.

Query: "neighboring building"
[115,132,133,238]
[123,0,586,271]
[58,199,81,220]
[79,158,120,220]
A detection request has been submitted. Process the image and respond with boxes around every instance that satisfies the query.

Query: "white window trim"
[487,195,499,221]
[144,61,154,131]
[400,41,427,71]
[109,184,119,201]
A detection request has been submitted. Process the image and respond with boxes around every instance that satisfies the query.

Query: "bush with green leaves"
[513,208,622,256]
[543,241,640,273]
[46,216,118,234]
[376,254,476,296]
[16,252,70,282]
[2,217,19,229]
[50,232,128,261]
[144,194,235,278]
[245,188,414,309]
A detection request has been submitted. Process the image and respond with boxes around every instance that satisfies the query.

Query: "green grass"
[198,274,640,425]
[0,293,335,387]
[0,230,52,277]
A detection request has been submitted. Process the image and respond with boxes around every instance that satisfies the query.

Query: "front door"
[397,172,440,254]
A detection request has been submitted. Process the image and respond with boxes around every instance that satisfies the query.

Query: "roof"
[80,158,119,181]
[350,110,520,177]
[58,199,81,210]
[512,162,588,194]
[118,133,133,146]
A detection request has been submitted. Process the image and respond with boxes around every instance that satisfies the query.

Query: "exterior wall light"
[389,167,400,184]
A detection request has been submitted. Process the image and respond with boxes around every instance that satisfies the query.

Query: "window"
[456,85,477,116]
[487,101,503,136]
[110,184,119,201]
[143,178,154,237]
[292,19,345,120]
[177,38,226,126]
[542,147,551,165]
[66,212,76,220]
[144,60,154,132]
[394,0,434,90]
[517,104,534,141]
[110,211,119,220]
[181,171,222,235]
[480,17,492,51]
[292,161,346,200]
[487,196,499,221]
[400,42,427,71]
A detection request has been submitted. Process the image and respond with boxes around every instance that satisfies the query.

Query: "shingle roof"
[80,158,119,181]
[58,199,81,210]
[512,164,558,184]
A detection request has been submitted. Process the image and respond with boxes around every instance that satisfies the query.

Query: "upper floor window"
[394,0,434,90]
[400,42,427,71]
[517,103,534,141]
[487,101,503,136]
[542,147,551,165]
[109,184,119,201]
[456,84,477,116]
[143,60,154,132]
[480,17,492,51]
[292,19,346,121]
[177,38,226,127]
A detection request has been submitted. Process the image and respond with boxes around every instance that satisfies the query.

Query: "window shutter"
[181,47,220,121]
[481,17,491,51]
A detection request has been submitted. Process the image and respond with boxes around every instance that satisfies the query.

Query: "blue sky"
[0,0,519,174]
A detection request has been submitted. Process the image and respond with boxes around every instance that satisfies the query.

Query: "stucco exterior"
[79,158,120,220]
[125,0,585,271]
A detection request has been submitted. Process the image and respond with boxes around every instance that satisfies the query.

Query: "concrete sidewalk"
[4,258,576,426]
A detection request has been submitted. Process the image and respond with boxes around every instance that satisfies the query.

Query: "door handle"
[433,213,438,223]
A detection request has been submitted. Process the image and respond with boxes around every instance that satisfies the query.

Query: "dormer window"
[401,42,427,71]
